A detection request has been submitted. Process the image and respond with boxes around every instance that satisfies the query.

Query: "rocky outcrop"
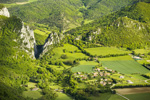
[0,6,37,58]
[0,7,10,17]
[19,22,37,58]
[39,32,63,57]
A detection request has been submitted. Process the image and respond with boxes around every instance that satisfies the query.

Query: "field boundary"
[116,93,130,100]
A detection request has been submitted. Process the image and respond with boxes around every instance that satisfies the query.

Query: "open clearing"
[101,60,149,74]
[115,87,150,95]
[133,49,150,54]
[124,93,150,100]
[85,47,131,56]
[23,91,42,99]
[56,93,72,100]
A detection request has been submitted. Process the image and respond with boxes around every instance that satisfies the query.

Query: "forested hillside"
[8,0,142,32]
[66,2,150,50]
[0,0,28,3]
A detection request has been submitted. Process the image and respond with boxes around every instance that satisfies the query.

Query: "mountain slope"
[0,0,28,4]
[7,0,142,32]
[66,2,150,50]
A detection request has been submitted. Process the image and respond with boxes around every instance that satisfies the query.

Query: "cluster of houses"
[99,78,112,86]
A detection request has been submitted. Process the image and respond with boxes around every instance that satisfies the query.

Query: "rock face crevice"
[38,32,63,58]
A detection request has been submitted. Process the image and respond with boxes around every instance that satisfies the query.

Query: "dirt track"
[115,87,150,95]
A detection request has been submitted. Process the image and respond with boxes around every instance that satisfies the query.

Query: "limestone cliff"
[19,23,37,58]
[0,6,37,58]
[0,7,10,17]
[39,32,63,57]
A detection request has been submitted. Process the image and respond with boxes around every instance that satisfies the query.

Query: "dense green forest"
[66,2,150,50]
[8,0,143,32]
[0,0,28,3]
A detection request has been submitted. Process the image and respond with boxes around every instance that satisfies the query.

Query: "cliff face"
[0,7,37,58]
[39,32,63,57]
[0,7,10,17]
[19,23,37,58]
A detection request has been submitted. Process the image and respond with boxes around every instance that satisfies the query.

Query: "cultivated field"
[115,87,150,95]
[71,61,98,73]
[124,93,150,100]
[99,55,133,61]
[101,60,149,74]
[85,47,131,56]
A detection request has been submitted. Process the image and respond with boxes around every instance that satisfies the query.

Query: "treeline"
[64,86,111,100]
[112,83,150,89]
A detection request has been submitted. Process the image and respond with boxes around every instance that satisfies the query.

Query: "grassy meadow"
[56,93,72,100]
[71,61,98,73]
[51,44,88,61]
[133,49,150,54]
[23,91,42,99]
[85,47,131,56]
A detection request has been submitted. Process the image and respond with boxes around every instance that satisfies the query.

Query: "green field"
[34,29,49,36]
[23,91,42,99]
[102,60,149,74]
[99,55,133,61]
[88,93,112,100]
[124,93,150,100]
[85,47,131,56]
[108,94,126,100]
[72,65,95,73]
[71,61,98,73]
[133,49,150,54]
[51,44,88,61]
[56,93,72,100]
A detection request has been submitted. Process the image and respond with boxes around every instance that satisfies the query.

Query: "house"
[93,72,98,77]
[82,77,87,80]
[77,72,81,75]
[104,79,108,81]
[133,56,142,60]
[80,75,84,77]
[107,73,111,76]
[120,76,124,79]
[100,72,103,76]
[32,87,39,91]
[127,80,133,84]
[103,82,107,86]
[95,68,100,72]
[100,81,103,84]
[108,82,112,84]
